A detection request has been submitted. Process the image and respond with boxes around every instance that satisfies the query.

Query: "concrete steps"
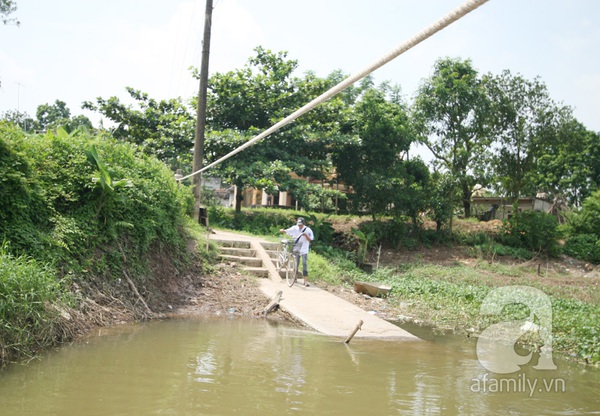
[213,238,293,279]
[209,230,419,340]
[213,239,272,278]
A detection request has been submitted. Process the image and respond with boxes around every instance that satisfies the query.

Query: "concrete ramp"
[258,279,418,340]
[210,229,419,341]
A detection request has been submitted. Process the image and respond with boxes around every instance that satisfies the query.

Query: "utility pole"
[192,0,213,225]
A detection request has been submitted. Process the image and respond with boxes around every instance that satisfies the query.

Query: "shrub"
[563,234,600,263]
[0,126,194,277]
[500,210,560,257]
[564,189,600,237]
[562,190,600,263]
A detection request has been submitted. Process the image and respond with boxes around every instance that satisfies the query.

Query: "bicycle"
[275,238,300,287]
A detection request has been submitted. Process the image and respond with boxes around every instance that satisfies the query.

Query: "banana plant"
[85,144,132,221]
[351,227,377,264]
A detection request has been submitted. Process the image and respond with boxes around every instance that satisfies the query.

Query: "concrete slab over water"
[210,229,419,341]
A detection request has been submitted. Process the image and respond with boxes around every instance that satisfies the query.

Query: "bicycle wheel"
[276,240,289,270]
[276,251,286,271]
[285,254,298,287]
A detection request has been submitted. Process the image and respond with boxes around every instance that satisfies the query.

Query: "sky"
[1,0,599,139]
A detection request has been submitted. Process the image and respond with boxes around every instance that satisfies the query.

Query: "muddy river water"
[0,318,598,415]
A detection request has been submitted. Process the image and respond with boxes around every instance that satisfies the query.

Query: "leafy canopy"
[83,88,195,171]
[199,47,350,212]
[413,57,491,218]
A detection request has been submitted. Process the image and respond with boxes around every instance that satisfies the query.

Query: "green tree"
[564,189,600,238]
[535,117,599,207]
[202,46,299,131]
[200,47,349,212]
[35,100,93,133]
[332,87,416,219]
[562,189,600,262]
[429,172,457,232]
[36,100,71,130]
[83,88,195,170]
[204,129,297,210]
[413,57,491,219]
[69,114,94,132]
[484,71,567,200]
[389,158,431,227]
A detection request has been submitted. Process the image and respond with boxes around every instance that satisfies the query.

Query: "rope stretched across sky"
[178,0,490,182]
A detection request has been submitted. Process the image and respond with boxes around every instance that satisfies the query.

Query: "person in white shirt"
[279,217,314,287]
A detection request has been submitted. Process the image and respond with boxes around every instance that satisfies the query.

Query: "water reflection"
[0,318,597,415]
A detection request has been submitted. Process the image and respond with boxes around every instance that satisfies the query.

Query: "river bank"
[3,234,598,369]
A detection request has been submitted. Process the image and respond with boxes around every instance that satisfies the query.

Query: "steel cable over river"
[178,0,490,182]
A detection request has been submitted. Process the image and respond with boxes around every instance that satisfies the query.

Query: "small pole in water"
[344,320,363,344]
[262,290,283,316]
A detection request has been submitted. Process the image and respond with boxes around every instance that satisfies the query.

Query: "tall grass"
[0,243,70,365]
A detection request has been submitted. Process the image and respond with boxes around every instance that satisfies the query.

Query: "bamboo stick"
[344,320,363,344]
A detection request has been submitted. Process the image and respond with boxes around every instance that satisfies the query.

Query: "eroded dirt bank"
[57,260,293,347]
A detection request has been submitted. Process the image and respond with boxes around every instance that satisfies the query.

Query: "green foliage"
[484,71,563,200]
[0,124,194,277]
[351,228,376,263]
[305,251,355,286]
[0,121,197,366]
[203,129,301,212]
[499,210,560,257]
[563,234,600,264]
[203,46,300,131]
[84,143,133,220]
[209,207,289,236]
[308,214,335,250]
[332,87,417,219]
[1,110,37,132]
[466,234,533,260]
[355,263,600,364]
[561,190,600,263]
[33,100,93,133]
[201,48,351,212]
[83,88,195,170]
[354,217,437,250]
[413,57,491,218]
[208,208,335,248]
[0,243,70,365]
[36,100,70,130]
[354,219,400,249]
[0,124,31,226]
[563,189,600,238]
[551,297,600,363]
[535,118,599,206]
[428,172,457,232]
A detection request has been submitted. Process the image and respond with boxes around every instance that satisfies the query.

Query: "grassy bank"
[0,244,72,360]
[0,123,198,367]
[307,248,600,366]
[209,208,598,366]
